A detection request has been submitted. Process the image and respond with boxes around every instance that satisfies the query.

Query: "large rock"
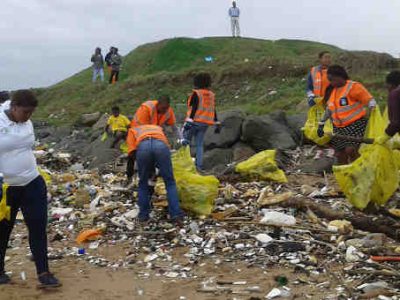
[241,113,297,151]
[202,148,233,171]
[79,112,101,127]
[84,136,120,168]
[92,113,110,130]
[232,142,256,162]
[286,113,307,144]
[204,110,245,150]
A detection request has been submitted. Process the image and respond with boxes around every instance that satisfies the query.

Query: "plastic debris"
[266,287,291,299]
[235,150,287,183]
[260,211,296,226]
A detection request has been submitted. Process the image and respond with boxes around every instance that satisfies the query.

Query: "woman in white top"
[0,90,60,288]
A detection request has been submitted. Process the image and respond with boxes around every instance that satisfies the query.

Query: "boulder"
[241,114,297,151]
[79,112,101,127]
[232,142,256,162]
[84,136,120,168]
[286,113,307,144]
[92,113,110,130]
[202,148,233,171]
[204,110,245,150]
[300,157,335,174]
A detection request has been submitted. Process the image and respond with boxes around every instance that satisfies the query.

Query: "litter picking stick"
[326,133,374,144]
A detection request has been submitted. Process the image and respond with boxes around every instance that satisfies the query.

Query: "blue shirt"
[229,7,240,17]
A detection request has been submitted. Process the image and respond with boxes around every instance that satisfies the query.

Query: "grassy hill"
[35,37,398,125]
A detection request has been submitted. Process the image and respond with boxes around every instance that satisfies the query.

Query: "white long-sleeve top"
[0,109,39,186]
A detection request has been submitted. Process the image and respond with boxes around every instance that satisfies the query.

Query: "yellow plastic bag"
[235,150,288,183]
[0,184,10,222]
[101,132,108,142]
[303,100,333,146]
[333,145,399,210]
[172,147,219,216]
[365,106,385,139]
[38,167,52,185]
[120,142,128,154]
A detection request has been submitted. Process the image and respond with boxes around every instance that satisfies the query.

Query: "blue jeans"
[92,68,104,82]
[136,139,183,220]
[183,122,209,169]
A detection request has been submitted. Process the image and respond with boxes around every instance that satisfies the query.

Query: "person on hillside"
[105,106,130,148]
[182,73,221,171]
[126,125,184,223]
[307,51,332,106]
[317,65,377,164]
[105,47,114,75]
[131,96,179,136]
[109,48,122,84]
[375,71,400,145]
[229,1,241,38]
[0,90,61,288]
[91,47,104,83]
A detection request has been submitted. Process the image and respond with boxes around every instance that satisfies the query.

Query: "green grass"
[35,37,398,125]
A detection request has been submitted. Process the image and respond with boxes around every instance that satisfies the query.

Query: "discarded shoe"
[0,272,10,285]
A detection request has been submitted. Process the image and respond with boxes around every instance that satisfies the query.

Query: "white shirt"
[0,100,10,112]
[0,110,39,186]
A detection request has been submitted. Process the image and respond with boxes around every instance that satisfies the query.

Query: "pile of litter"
[5,143,400,299]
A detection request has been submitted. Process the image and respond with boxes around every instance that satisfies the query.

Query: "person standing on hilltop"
[0,90,61,288]
[182,73,221,172]
[317,65,376,165]
[229,1,241,38]
[91,47,104,83]
[105,47,114,75]
[109,47,122,84]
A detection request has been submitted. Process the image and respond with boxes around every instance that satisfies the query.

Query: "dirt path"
[1,224,339,300]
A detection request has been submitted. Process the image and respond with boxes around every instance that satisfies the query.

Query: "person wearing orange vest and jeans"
[306,51,332,106]
[317,65,376,165]
[131,96,179,137]
[126,125,184,223]
[182,73,220,171]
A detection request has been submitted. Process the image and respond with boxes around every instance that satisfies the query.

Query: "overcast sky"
[1,0,400,90]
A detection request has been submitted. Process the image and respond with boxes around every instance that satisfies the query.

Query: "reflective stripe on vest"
[311,66,323,97]
[187,90,215,125]
[328,81,366,127]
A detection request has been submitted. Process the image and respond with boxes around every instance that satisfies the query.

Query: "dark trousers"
[0,176,49,275]
[109,70,119,83]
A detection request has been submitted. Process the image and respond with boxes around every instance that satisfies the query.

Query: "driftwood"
[281,197,400,241]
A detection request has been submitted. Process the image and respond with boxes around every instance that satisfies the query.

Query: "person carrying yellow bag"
[305,51,335,158]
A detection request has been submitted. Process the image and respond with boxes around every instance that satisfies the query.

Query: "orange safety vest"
[327,81,367,128]
[186,89,216,125]
[131,100,174,127]
[126,125,170,154]
[311,66,329,97]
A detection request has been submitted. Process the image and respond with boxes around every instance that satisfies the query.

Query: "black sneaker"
[171,216,185,228]
[38,273,61,289]
[0,272,10,285]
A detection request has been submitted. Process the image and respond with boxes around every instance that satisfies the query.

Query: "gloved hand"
[308,96,316,107]
[317,123,325,138]
[183,118,194,131]
[214,122,222,134]
[375,133,391,145]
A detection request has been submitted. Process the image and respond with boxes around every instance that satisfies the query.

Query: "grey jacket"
[110,54,122,71]
[91,54,104,69]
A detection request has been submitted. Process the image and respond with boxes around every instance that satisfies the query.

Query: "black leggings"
[0,176,49,275]
[109,70,119,83]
